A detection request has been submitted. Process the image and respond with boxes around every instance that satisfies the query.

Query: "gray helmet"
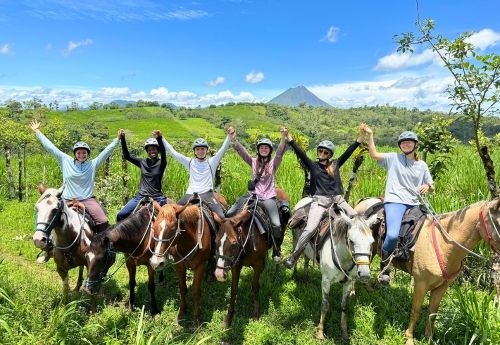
[398,131,419,145]
[73,141,90,154]
[256,138,273,152]
[317,140,335,155]
[192,138,209,149]
[144,138,159,151]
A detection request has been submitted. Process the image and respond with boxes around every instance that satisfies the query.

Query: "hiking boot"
[378,250,392,285]
[378,273,391,285]
[284,250,302,269]
[272,247,282,263]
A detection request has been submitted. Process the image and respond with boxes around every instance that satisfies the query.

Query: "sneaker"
[283,256,296,269]
[36,251,50,264]
[273,255,282,263]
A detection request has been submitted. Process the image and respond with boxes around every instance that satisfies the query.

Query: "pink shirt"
[233,141,286,200]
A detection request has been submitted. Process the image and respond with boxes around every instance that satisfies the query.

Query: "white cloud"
[245,71,265,84]
[324,26,340,43]
[465,29,500,51]
[61,39,93,56]
[375,49,438,71]
[207,76,225,87]
[1,43,14,55]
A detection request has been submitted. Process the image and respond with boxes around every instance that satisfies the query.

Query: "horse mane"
[157,204,177,223]
[332,217,349,242]
[92,207,151,248]
[179,205,201,229]
[437,200,485,222]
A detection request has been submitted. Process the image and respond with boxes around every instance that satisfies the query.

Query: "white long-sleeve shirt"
[162,136,231,194]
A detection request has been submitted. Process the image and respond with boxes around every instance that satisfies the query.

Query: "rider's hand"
[152,130,161,138]
[227,126,236,141]
[417,184,430,194]
[30,119,40,133]
[118,129,125,139]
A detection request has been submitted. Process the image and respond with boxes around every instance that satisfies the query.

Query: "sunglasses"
[317,148,331,155]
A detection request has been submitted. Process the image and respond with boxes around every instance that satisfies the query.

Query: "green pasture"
[0,142,499,344]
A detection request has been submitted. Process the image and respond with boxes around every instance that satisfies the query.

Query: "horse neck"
[109,219,151,254]
[323,234,351,266]
[175,215,205,251]
[440,202,484,252]
[52,204,80,247]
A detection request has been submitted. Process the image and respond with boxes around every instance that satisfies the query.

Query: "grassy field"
[0,138,499,344]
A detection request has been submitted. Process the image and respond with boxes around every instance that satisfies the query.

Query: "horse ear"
[212,212,223,225]
[102,236,110,247]
[495,198,500,210]
[56,185,64,197]
[38,184,46,195]
[366,214,379,227]
[153,201,162,213]
[339,211,352,225]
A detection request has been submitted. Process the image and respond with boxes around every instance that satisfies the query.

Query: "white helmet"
[144,138,159,151]
[73,141,90,154]
[192,138,209,149]
[256,138,273,153]
[317,140,335,155]
[398,131,419,145]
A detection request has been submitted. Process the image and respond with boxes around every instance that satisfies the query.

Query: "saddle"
[362,199,428,262]
[288,199,345,261]
[66,200,97,229]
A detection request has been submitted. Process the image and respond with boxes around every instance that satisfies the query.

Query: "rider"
[30,118,120,262]
[227,127,288,262]
[116,129,168,222]
[284,126,365,269]
[161,130,231,219]
[361,124,434,284]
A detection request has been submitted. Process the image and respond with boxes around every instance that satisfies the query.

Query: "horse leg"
[192,263,207,329]
[425,282,451,338]
[405,281,428,345]
[147,265,159,316]
[175,264,187,324]
[74,265,84,291]
[126,261,137,310]
[224,265,242,329]
[57,268,70,304]
[316,275,332,340]
[252,260,264,320]
[341,280,355,340]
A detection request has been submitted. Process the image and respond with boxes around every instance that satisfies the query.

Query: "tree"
[395,5,499,198]
[4,99,22,120]
[23,97,43,110]
[415,116,458,179]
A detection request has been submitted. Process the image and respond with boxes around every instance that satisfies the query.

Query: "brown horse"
[213,189,289,328]
[83,202,159,314]
[32,185,93,303]
[355,197,500,345]
[149,193,227,327]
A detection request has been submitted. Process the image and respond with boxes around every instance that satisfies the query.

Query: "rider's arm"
[337,141,360,168]
[367,133,383,161]
[157,136,167,171]
[120,137,141,167]
[288,139,313,170]
[233,140,253,166]
[161,137,190,168]
[93,138,119,168]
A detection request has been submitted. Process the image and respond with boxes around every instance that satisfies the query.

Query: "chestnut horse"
[355,197,500,345]
[149,193,227,327]
[33,185,93,303]
[83,202,159,314]
[213,189,290,328]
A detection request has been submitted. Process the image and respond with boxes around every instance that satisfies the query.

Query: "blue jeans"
[383,202,415,253]
[116,194,167,222]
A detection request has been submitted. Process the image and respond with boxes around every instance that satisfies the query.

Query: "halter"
[479,202,500,255]
[35,197,64,235]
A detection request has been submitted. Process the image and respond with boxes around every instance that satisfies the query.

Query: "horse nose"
[357,266,371,282]
[32,233,48,249]
[215,268,227,282]
[150,257,165,271]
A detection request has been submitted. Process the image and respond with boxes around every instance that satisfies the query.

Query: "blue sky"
[0,0,499,110]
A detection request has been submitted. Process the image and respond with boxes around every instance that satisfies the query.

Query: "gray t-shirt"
[379,152,433,205]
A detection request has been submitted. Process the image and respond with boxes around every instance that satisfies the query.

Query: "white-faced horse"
[314,212,377,339]
[32,185,93,303]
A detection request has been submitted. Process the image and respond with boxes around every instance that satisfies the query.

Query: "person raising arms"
[361,124,434,284]
[284,126,365,269]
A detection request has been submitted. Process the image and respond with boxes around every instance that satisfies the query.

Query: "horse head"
[338,212,378,282]
[481,197,500,254]
[33,184,65,250]
[214,209,252,282]
[149,203,187,271]
[83,231,116,295]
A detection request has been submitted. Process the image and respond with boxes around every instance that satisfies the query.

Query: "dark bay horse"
[149,193,227,327]
[33,185,93,303]
[355,197,500,345]
[83,203,159,315]
[213,189,289,328]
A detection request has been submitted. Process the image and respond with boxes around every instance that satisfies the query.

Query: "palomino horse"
[214,189,290,328]
[33,185,93,303]
[83,202,159,314]
[356,197,500,345]
[313,212,377,340]
[149,193,227,327]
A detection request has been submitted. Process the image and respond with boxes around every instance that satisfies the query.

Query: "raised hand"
[118,129,125,139]
[30,119,40,132]
[152,130,161,138]
[280,127,289,138]
[227,126,236,141]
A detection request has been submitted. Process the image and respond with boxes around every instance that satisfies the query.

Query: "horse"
[32,185,93,303]
[149,193,227,327]
[355,197,500,345]
[83,202,159,315]
[213,189,290,328]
